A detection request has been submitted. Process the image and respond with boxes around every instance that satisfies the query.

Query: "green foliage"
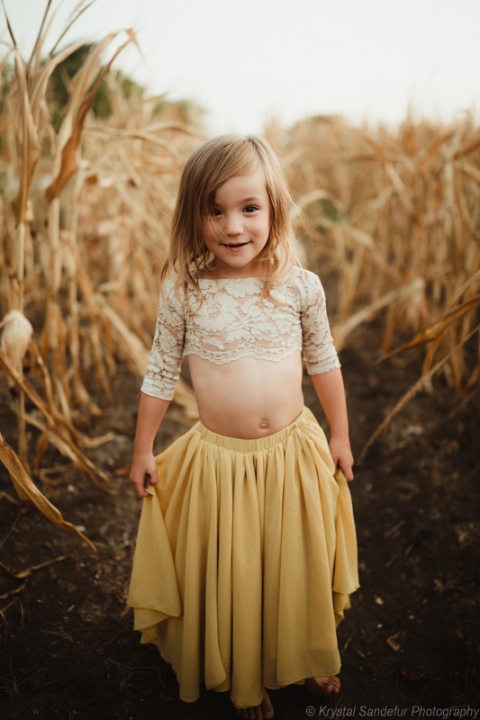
[151,96,205,127]
[48,42,143,129]
[0,62,13,118]
[320,197,340,222]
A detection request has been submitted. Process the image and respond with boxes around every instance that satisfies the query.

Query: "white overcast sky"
[3,0,480,134]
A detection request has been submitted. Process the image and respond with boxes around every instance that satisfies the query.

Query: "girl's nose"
[223,214,243,236]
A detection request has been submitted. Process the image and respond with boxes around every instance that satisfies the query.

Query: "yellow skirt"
[127,406,359,708]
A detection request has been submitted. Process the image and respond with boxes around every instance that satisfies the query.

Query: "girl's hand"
[129,452,159,498]
[310,369,354,481]
[329,436,354,482]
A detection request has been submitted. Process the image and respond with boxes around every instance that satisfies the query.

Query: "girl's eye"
[244,205,258,213]
[213,209,222,216]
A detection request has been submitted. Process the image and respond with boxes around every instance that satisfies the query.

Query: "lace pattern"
[141,267,340,401]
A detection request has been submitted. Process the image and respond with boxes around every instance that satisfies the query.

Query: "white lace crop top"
[141,266,340,401]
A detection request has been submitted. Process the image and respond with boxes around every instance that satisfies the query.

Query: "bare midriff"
[187,350,305,439]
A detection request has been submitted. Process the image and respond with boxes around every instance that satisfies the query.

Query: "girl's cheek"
[201,219,217,243]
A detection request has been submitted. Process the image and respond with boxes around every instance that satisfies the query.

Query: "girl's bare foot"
[235,688,274,719]
[305,676,341,696]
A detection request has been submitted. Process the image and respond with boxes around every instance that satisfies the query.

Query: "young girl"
[128,134,358,720]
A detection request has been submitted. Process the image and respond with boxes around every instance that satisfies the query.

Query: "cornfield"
[0,3,478,551]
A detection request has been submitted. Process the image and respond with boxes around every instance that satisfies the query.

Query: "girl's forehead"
[213,166,268,201]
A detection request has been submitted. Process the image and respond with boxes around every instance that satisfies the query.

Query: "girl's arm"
[310,367,354,481]
[131,280,185,498]
[129,393,170,498]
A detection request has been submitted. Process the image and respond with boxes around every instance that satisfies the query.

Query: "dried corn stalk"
[267,113,480,391]
[0,432,96,555]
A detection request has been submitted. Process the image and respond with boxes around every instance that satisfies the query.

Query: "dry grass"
[0,2,478,546]
[267,116,480,390]
[266,116,479,454]
[0,2,203,550]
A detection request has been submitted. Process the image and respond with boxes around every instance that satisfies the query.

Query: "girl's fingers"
[130,478,149,498]
[337,458,354,482]
[330,452,354,482]
[130,469,157,497]
[329,440,354,480]
[129,453,159,498]
[148,469,158,485]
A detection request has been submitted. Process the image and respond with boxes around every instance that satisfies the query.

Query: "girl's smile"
[222,241,250,251]
[201,166,270,278]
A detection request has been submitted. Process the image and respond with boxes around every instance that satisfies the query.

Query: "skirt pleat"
[128,406,359,708]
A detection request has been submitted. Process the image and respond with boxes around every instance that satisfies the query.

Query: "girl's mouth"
[223,242,250,251]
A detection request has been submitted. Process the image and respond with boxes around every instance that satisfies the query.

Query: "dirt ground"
[0,323,479,720]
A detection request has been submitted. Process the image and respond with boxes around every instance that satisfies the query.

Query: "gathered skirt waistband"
[195,406,313,452]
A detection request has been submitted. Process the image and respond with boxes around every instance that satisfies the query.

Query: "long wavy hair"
[160,134,301,305]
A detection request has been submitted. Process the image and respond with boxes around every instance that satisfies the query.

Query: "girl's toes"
[262,689,274,718]
[329,676,341,693]
[234,688,274,720]
[306,676,342,696]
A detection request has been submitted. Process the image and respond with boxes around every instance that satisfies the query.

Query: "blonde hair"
[161,134,300,303]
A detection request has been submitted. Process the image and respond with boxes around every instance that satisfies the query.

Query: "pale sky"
[3,0,480,133]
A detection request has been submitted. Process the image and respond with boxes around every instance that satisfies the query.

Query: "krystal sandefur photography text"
[306,706,480,719]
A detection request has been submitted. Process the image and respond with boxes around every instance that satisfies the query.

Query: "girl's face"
[201,165,271,278]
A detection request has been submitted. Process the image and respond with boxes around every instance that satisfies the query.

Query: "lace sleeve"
[141,283,185,401]
[301,272,341,375]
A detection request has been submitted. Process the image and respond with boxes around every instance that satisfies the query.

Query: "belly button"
[260,421,268,429]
